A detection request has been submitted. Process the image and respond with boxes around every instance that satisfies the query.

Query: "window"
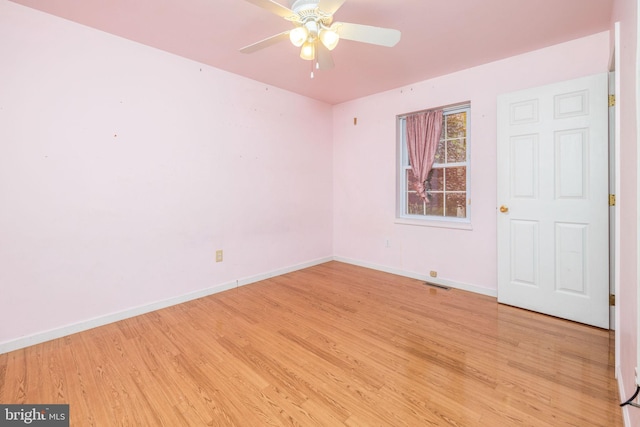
[399,104,470,222]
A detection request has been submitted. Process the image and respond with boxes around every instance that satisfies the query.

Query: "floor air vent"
[423,282,451,291]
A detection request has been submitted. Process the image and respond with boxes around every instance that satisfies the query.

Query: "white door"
[497,73,609,329]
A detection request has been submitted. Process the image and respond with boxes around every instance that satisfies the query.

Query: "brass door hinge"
[609,194,616,207]
[609,94,616,107]
[610,294,616,306]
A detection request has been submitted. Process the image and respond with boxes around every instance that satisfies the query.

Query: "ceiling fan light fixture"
[241,0,402,76]
[289,26,308,47]
[300,41,316,60]
[319,28,340,51]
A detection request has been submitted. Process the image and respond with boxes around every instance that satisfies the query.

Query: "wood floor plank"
[0,261,623,426]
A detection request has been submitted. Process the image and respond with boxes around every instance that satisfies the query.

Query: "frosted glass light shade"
[289,26,308,47]
[320,29,339,50]
[300,42,315,60]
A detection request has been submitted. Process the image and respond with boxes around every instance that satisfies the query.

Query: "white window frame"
[397,104,471,227]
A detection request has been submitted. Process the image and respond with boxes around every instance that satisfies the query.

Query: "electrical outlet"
[430,271,437,278]
[215,250,223,263]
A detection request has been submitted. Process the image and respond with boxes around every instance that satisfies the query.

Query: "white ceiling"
[10,0,614,104]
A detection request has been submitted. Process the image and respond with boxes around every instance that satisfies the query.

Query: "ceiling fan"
[240,0,401,77]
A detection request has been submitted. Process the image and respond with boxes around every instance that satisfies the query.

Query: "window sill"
[394,217,473,230]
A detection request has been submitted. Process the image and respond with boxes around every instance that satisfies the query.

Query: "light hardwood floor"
[0,261,622,426]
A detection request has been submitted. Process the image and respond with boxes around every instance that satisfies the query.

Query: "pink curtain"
[406,110,444,201]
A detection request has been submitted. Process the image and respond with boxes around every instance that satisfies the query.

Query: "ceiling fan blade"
[316,43,334,70]
[243,0,299,21]
[317,0,347,15]
[240,31,290,53]
[335,22,401,47]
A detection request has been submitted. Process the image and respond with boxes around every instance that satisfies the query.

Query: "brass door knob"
[499,205,509,213]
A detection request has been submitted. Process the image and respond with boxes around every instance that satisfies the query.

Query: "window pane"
[434,140,445,163]
[425,193,444,216]
[407,192,425,215]
[426,168,444,192]
[447,138,466,163]
[445,166,466,191]
[445,193,467,218]
[446,112,467,139]
[406,170,425,215]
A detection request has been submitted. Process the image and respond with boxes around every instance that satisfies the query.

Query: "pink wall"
[0,1,333,347]
[2,6,636,423]
[612,0,639,424]
[332,32,611,293]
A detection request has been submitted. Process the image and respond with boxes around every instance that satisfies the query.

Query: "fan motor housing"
[291,0,318,12]
[291,0,333,25]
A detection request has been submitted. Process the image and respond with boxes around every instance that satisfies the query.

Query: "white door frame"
[611,21,621,378]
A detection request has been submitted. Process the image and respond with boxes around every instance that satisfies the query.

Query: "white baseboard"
[0,256,333,354]
[236,256,333,287]
[332,256,498,298]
